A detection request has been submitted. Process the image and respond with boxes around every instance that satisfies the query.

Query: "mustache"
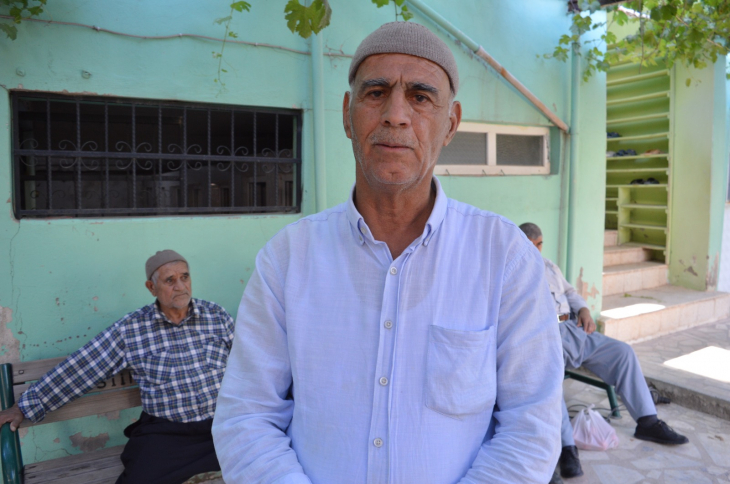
[368,130,415,149]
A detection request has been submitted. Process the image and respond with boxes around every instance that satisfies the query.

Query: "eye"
[368,90,384,98]
[414,94,428,103]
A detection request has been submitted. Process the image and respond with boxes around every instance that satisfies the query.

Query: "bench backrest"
[9,358,141,428]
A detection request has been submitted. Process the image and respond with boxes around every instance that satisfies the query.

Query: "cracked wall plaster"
[0,306,20,364]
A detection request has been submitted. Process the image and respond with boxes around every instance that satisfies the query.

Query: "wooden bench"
[565,368,621,418]
[0,358,222,484]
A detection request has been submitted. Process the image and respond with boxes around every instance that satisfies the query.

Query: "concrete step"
[599,284,730,343]
[603,244,653,267]
[604,230,618,248]
[632,319,730,421]
[603,261,668,296]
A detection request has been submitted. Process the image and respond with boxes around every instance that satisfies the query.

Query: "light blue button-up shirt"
[213,178,563,484]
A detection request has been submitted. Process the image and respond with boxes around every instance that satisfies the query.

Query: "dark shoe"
[559,445,584,478]
[630,178,645,185]
[549,466,564,484]
[645,177,660,184]
[607,131,621,138]
[634,419,689,445]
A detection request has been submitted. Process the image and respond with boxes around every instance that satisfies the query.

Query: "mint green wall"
[0,0,606,464]
[669,61,728,290]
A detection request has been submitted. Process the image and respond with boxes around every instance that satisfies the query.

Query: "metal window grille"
[12,93,302,218]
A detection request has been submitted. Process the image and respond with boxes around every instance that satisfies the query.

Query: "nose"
[381,88,411,127]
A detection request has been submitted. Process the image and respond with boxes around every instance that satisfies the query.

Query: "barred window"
[12,93,302,218]
[435,122,549,176]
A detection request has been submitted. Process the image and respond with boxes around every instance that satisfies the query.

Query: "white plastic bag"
[572,404,619,451]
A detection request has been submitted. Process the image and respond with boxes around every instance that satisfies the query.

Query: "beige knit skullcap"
[145,250,188,280]
[349,22,459,95]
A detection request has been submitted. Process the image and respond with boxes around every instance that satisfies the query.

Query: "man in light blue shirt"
[213,22,564,484]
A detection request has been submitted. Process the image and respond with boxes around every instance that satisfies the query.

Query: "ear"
[145,280,156,297]
[442,100,462,147]
[343,91,353,139]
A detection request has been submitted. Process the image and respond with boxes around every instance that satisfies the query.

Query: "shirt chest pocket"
[204,339,229,370]
[424,324,497,419]
[141,351,175,385]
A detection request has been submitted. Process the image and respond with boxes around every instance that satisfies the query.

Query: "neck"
[158,301,189,325]
[354,175,435,259]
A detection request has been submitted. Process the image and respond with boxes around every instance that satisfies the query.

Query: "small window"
[435,123,549,176]
[12,93,302,218]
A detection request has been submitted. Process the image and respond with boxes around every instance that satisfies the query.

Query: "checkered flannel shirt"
[18,298,234,423]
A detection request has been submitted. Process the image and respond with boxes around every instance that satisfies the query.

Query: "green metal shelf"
[606,132,669,142]
[607,112,669,126]
[607,91,670,107]
[606,70,669,87]
[620,222,668,232]
[606,184,668,188]
[619,204,668,210]
[606,197,618,201]
[606,210,618,215]
[606,168,669,174]
[606,154,667,161]
[621,242,667,252]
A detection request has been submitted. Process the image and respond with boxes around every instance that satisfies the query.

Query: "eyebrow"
[407,82,439,95]
[359,78,390,92]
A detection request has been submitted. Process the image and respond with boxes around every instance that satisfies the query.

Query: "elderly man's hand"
[0,404,25,432]
[577,307,596,335]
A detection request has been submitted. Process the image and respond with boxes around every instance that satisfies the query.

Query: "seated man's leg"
[579,333,687,445]
[578,333,655,421]
[558,399,583,478]
[116,412,220,484]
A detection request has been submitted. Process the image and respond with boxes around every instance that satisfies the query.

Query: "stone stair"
[598,230,730,343]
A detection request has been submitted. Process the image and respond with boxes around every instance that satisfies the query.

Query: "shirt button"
[373,438,383,448]
[379,377,388,386]
[390,267,397,275]
[384,320,393,329]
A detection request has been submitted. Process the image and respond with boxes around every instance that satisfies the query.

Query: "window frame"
[434,122,550,176]
[11,92,303,219]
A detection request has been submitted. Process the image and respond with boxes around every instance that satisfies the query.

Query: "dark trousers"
[115,411,221,484]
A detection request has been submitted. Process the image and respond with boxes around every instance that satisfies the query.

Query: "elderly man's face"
[145,261,192,312]
[344,53,461,191]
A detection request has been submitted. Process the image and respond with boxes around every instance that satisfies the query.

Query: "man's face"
[530,235,543,253]
[343,53,461,191]
[145,261,192,312]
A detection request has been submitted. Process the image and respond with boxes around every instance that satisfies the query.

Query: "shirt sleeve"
[17,323,127,423]
[212,244,312,484]
[554,262,589,313]
[459,243,564,484]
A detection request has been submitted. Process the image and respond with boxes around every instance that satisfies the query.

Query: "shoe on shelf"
[626,149,637,156]
[559,445,584,478]
[607,131,621,138]
[606,151,616,157]
[643,148,663,155]
[645,177,660,184]
[634,419,689,445]
[549,466,564,484]
[630,178,645,185]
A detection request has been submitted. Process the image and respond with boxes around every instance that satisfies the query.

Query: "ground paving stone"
[562,372,730,482]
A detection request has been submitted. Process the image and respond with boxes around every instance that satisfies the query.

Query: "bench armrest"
[0,364,23,484]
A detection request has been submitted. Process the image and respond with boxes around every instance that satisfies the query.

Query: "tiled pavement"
[561,319,730,483]
[633,319,730,420]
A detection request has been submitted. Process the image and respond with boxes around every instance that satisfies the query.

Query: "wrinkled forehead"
[353,53,451,91]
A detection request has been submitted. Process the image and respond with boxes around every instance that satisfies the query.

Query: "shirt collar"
[346,176,448,248]
[152,298,199,325]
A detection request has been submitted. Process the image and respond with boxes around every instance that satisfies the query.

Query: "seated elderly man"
[518,223,688,480]
[0,250,234,484]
